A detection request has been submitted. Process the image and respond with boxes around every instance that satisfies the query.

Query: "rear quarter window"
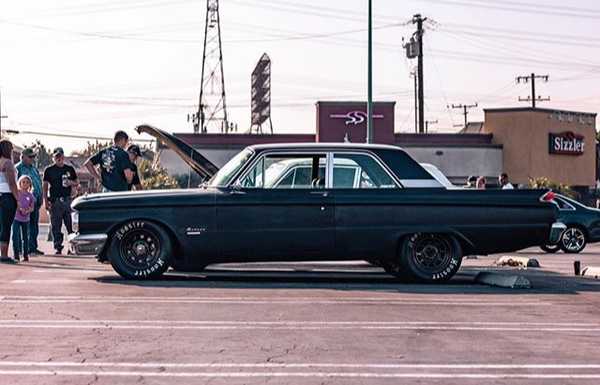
[375,149,434,180]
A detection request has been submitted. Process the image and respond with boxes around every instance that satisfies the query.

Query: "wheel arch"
[563,222,589,238]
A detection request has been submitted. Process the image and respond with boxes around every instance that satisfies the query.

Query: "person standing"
[0,140,19,264]
[499,173,514,190]
[12,176,35,262]
[127,144,143,191]
[476,176,487,190]
[43,148,78,255]
[14,147,44,256]
[84,131,133,192]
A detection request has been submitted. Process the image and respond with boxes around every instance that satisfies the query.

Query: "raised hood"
[136,124,219,179]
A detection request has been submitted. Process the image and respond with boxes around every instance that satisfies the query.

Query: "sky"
[1,0,599,153]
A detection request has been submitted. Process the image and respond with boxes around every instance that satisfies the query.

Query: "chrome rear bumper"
[69,233,108,255]
[549,222,567,244]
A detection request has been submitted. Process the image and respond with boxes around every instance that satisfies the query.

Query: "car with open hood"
[70,125,565,282]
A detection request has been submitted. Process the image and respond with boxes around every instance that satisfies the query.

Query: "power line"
[449,103,478,130]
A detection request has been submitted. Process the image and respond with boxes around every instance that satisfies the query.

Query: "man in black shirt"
[127,144,143,191]
[43,147,78,254]
[84,130,133,192]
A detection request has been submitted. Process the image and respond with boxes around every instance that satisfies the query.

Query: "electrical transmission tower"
[516,73,550,108]
[189,0,229,134]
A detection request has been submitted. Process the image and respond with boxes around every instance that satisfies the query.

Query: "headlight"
[71,211,79,233]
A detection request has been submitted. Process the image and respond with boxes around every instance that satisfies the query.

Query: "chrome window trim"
[331,150,402,189]
[556,197,576,211]
[232,150,329,190]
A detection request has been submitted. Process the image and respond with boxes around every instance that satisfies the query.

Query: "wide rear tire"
[398,233,462,283]
[108,220,172,280]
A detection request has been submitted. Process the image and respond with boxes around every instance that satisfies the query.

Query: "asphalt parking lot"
[1,241,600,385]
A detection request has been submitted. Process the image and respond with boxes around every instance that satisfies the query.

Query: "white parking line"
[0,370,599,379]
[0,296,551,306]
[1,362,600,369]
[0,320,596,332]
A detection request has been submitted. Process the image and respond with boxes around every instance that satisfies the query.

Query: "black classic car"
[70,125,565,282]
[540,194,600,254]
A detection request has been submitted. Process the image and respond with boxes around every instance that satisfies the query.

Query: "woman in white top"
[0,140,19,263]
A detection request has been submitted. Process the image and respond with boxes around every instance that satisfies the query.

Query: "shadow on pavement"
[91,268,600,295]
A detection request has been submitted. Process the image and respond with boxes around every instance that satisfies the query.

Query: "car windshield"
[207,149,254,187]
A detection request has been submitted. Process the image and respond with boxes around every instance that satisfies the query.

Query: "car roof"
[247,142,404,152]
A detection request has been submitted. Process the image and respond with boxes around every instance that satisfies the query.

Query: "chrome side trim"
[69,233,108,256]
[400,179,444,188]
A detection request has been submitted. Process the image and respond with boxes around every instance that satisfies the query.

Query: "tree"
[138,159,179,190]
[529,177,577,199]
[26,140,53,169]
[71,140,111,158]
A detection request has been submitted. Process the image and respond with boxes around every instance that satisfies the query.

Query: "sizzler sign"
[549,132,585,155]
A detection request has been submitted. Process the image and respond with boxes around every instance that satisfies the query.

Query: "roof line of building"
[484,107,597,116]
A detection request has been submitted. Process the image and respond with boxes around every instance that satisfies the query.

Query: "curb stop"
[475,272,532,289]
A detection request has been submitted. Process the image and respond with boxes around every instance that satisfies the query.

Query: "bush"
[528,177,577,199]
[138,160,179,190]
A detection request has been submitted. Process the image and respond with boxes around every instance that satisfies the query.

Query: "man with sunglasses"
[14,148,44,256]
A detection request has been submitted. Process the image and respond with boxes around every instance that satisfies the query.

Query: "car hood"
[72,188,216,210]
[136,124,219,179]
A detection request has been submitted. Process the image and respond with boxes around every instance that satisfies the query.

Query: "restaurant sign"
[549,131,585,155]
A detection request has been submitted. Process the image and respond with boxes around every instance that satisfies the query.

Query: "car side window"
[238,154,326,189]
[333,153,397,189]
[556,198,575,211]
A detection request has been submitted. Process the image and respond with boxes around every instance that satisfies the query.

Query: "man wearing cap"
[14,148,44,256]
[43,148,78,255]
[84,130,133,192]
[127,144,143,191]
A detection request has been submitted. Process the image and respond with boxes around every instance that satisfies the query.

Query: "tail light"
[540,190,556,203]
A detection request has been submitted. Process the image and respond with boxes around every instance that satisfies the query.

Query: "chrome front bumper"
[549,222,567,244]
[69,233,108,255]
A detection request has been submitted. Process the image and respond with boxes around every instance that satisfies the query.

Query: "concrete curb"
[495,256,540,268]
[581,266,600,279]
[475,272,532,289]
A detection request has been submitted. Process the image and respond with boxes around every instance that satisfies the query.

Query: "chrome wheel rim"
[119,229,161,270]
[561,228,585,252]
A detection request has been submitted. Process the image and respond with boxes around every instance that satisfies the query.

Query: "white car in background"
[420,163,454,188]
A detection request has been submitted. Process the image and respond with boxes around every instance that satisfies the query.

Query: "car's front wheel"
[108,220,172,279]
[559,226,587,254]
[399,233,462,283]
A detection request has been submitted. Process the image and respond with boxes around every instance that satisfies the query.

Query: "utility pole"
[450,103,478,129]
[516,73,550,108]
[0,90,7,138]
[413,14,426,134]
[410,70,417,133]
[425,119,438,134]
[366,0,373,143]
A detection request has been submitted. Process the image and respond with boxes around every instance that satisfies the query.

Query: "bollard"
[574,260,581,276]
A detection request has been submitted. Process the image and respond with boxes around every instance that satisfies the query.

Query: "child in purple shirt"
[12,175,35,261]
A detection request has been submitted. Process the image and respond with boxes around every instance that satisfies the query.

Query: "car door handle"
[310,191,329,197]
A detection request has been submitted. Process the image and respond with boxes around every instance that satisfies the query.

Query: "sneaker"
[55,248,63,255]
[31,249,44,256]
[23,256,29,262]
[0,257,18,264]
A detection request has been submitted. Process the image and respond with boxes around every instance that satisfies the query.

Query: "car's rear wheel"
[396,233,462,283]
[540,244,560,253]
[559,226,587,254]
[108,220,172,279]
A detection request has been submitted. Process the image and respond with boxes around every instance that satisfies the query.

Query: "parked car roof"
[247,142,405,152]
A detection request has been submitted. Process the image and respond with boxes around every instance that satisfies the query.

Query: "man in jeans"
[84,131,133,192]
[43,148,78,255]
[14,148,44,256]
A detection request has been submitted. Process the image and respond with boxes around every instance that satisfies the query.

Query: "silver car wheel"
[561,227,586,253]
